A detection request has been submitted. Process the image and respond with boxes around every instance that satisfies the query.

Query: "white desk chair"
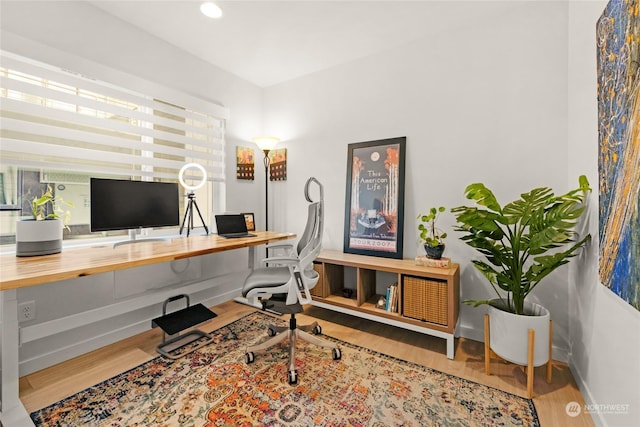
[241,177,341,384]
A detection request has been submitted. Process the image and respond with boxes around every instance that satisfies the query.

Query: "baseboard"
[456,323,484,342]
[19,281,241,376]
[569,361,606,427]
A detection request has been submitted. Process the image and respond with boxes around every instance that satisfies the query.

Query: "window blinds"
[0,51,228,183]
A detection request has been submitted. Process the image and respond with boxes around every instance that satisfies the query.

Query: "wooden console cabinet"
[311,249,460,359]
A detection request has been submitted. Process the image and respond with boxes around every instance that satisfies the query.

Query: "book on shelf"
[385,282,398,313]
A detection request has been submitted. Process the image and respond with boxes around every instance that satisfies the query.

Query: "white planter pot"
[488,299,550,367]
[16,218,63,257]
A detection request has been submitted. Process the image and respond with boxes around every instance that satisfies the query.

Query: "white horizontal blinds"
[0,51,226,182]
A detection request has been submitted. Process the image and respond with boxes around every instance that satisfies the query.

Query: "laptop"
[215,214,257,238]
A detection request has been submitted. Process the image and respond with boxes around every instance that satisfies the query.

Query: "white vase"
[487,299,550,367]
[15,218,63,257]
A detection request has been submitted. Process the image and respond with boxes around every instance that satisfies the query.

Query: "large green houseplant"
[451,175,591,315]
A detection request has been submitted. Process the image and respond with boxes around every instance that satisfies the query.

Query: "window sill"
[0,226,208,256]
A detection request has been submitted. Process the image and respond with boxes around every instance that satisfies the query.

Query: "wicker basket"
[402,275,448,325]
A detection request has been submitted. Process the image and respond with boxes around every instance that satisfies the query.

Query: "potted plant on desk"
[16,184,73,257]
[417,206,448,259]
[451,175,591,396]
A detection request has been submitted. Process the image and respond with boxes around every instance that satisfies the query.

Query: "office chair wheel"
[332,347,342,360]
[312,325,322,335]
[267,327,277,337]
[245,352,255,364]
[288,370,298,385]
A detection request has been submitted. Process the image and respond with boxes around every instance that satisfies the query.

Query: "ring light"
[179,163,207,191]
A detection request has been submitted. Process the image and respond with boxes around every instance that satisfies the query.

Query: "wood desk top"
[0,231,295,291]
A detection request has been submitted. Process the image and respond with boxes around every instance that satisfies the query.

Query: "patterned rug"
[31,311,539,426]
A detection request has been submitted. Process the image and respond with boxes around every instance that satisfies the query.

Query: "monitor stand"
[112,228,172,248]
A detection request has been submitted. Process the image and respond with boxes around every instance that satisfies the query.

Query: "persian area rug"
[31,311,539,427]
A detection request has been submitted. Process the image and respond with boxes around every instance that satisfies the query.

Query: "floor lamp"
[253,136,280,232]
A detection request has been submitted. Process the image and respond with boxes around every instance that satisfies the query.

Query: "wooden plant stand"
[484,314,553,398]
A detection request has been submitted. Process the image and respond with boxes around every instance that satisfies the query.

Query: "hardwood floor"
[19,300,594,426]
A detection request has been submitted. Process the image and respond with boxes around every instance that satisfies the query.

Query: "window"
[0,52,228,245]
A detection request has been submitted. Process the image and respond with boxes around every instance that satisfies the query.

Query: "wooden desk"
[0,231,294,426]
[1,231,294,290]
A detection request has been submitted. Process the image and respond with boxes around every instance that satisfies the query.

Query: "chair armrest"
[265,243,294,250]
[265,243,295,257]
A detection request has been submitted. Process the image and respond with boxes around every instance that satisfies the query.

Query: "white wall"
[1,1,267,374]
[568,2,640,426]
[264,1,574,358]
[261,1,640,425]
[2,2,639,425]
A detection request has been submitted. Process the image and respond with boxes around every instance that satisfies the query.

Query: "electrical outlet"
[18,300,36,322]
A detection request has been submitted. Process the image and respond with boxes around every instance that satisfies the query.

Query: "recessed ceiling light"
[200,2,223,19]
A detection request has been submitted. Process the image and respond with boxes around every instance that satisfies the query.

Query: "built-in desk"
[0,231,294,426]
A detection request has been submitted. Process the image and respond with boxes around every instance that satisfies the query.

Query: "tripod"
[180,192,209,236]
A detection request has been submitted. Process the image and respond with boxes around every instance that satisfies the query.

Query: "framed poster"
[343,137,406,259]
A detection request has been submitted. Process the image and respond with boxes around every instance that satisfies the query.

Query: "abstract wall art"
[597,0,640,311]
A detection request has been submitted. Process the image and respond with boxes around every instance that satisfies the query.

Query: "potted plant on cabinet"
[451,176,591,396]
[16,184,73,257]
[417,206,448,259]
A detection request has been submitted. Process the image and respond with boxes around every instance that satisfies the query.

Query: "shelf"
[315,294,358,309]
[360,301,402,319]
[311,249,460,359]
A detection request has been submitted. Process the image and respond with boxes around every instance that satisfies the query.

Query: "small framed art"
[242,212,255,231]
[236,146,255,180]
